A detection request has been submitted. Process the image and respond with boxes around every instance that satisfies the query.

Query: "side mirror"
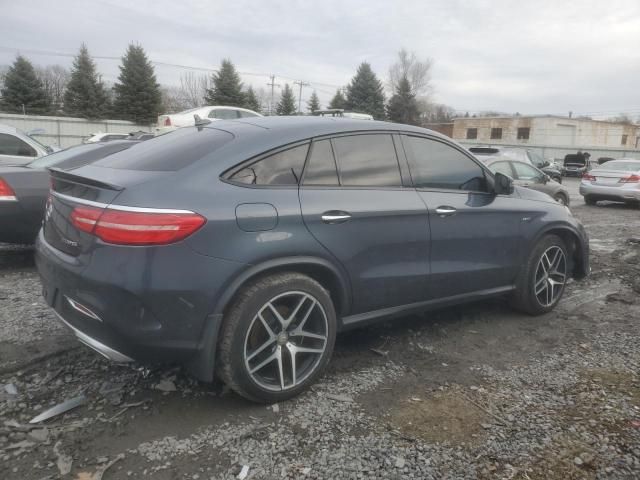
[543,174,551,183]
[493,172,514,195]
[542,160,550,167]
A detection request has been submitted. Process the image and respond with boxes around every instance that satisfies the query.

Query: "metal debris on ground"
[29,395,87,424]
[4,383,18,395]
[370,348,388,356]
[325,393,354,403]
[54,441,73,475]
[154,379,177,392]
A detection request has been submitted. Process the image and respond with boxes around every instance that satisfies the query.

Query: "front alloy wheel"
[533,246,567,307]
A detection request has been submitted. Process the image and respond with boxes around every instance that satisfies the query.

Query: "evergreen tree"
[386,76,420,125]
[306,90,320,113]
[204,59,245,107]
[243,86,261,113]
[63,44,109,119]
[328,89,346,109]
[0,56,50,114]
[345,63,385,120]
[112,44,162,124]
[276,84,296,115]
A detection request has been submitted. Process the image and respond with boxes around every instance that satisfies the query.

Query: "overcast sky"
[2,0,640,117]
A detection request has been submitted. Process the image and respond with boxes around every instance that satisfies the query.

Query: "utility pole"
[293,80,310,115]
[266,75,280,116]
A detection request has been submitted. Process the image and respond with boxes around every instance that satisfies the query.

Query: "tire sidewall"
[524,235,568,314]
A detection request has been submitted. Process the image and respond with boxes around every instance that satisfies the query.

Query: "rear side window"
[303,140,339,186]
[0,133,37,157]
[238,110,260,118]
[210,109,239,120]
[332,134,401,187]
[230,144,309,185]
[512,162,540,180]
[404,136,488,192]
[95,128,233,171]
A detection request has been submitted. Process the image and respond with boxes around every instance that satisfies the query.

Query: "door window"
[332,134,402,187]
[511,162,541,180]
[303,140,339,186]
[404,136,488,192]
[229,144,309,185]
[238,110,260,118]
[0,133,37,157]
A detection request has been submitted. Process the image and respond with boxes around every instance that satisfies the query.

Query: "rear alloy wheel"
[554,192,569,206]
[218,273,336,403]
[511,234,568,315]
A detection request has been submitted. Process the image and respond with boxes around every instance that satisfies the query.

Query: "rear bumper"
[35,230,247,378]
[579,182,640,202]
[0,201,41,244]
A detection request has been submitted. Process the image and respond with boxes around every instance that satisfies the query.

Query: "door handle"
[321,211,352,224]
[435,206,457,217]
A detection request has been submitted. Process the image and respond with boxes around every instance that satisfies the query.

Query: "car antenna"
[194,114,211,129]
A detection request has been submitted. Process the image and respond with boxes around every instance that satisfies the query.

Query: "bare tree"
[160,85,192,113]
[421,103,457,123]
[36,65,70,112]
[180,72,209,108]
[388,49,433,97]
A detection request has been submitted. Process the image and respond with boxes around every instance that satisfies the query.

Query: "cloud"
[2,0,639,116]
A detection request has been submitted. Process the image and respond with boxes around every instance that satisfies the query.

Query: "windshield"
[527,149,546,167]
[598,161,640,172]
[27,144,101,169]
[27,134,50,151]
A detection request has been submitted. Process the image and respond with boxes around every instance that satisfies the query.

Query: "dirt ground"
[1,177,639,479]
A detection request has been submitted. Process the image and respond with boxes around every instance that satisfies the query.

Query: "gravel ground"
[1,178,639,479]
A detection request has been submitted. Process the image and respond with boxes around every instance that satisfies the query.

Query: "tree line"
[0,44,452,126]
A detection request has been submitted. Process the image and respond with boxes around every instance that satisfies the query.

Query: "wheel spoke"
[258,313,276,337]
[535,278,547,295]
[286,343,297,386]
[291,330,326,341]
[267,302,287,328]
[284,295,309,329]
[249,351,277,374]
[275,346,285,390]
[247,336,277,362]
[295,299,317,332]
[293,346,325,354]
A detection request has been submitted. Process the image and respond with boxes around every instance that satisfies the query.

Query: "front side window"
[404,136,488,192]
[303,140,339,186]
[512,162,540,180]
[332,134,402,187]
[0,133,37,157]
[230,144,309,185]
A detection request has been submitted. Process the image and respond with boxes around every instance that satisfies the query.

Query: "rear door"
[401,135,522,298]
[510,161,548,195]
[0,133,39,166]
[299,133,430,314]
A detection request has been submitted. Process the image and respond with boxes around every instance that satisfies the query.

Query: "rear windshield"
[94,127,234,171]
[599,161,640,172]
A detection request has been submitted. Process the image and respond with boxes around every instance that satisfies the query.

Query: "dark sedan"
[0,141,139,244]
[36,117,589,403]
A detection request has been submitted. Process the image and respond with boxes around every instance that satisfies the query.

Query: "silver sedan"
[579,159,640,206]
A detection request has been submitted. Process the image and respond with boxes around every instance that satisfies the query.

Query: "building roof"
[452,115,638,127]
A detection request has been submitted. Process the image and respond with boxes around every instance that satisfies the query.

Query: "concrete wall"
[0,113,152,148]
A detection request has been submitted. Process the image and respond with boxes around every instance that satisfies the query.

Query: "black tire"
[584,196,597,206]
[554,192,569,206]
[218,272,337,403]
[510,234,569,315]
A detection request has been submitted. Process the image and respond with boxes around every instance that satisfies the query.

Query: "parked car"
[36,117,589,403]
[0,123,56,166]
[483,155,571,205]
[469,146,563,183]
[0,141,140,244]
[579,158,640,206]
[312,109,374,120]
[156,106,263,135]
[127,131,155,141]
[562,153,589,177]
[84,132,130,143]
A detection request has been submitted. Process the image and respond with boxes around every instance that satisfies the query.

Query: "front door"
[401,135,522,299]
[299,134,431,314]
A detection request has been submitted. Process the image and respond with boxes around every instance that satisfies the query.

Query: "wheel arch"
[531,225,588,279]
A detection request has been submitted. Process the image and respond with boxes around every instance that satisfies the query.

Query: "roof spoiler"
[48,168,124,191]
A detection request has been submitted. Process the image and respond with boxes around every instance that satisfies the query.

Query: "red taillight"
[70,205,205,245]
[0,177,17,201]
[582,173,596,181]
[619,174,640,183]
[164,117,171,126]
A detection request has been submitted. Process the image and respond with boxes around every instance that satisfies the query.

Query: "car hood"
[515,185,556,204]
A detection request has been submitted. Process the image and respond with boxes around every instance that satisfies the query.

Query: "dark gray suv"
[36,117,589,403]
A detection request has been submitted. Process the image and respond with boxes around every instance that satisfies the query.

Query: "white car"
[84,132,129,143]
[0,123,55,166]
[156,106,262,135]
